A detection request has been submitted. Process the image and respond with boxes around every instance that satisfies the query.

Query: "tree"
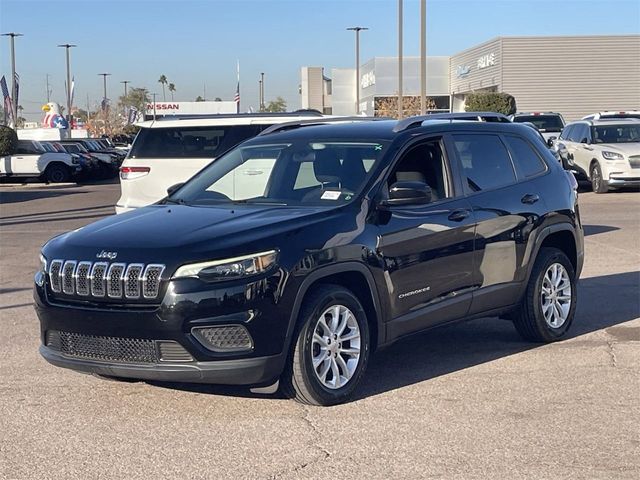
[118,87,151,114]
[168,83,176,101]
[195,95,205,102]
[0,125,18,156]
[264,96,287,113]
[158,75,168,101]
[374,96,437,118]
[465,92,516,115]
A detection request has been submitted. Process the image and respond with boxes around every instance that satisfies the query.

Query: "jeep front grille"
[48,259,165,301]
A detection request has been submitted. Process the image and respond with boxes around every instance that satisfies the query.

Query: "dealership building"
[300,35,640,121]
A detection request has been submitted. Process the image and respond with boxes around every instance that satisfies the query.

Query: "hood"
[597,142,640,156]
[43,203,344,266]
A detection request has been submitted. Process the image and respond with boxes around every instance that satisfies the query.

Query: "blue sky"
[1,0,639,119]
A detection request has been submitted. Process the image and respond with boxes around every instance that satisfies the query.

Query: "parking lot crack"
[267,405,330,479]
[606,341,618,367]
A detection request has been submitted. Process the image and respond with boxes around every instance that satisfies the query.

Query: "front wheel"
[513,247,577,342]
[281,285,370,406]
[45,164,70,183]
[590,162,609,193]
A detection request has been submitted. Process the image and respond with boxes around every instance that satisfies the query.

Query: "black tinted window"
[129,125,264,159]
[559,125,574,140]
[513,115,564,131]
[569,124,588,142]
[503,135,547,178]
[453,134,516,192]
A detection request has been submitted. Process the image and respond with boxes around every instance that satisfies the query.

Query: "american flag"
[235,60,240,113]
[0,75,14,125]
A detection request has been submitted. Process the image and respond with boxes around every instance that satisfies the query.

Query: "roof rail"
[257,116,388,136]
[393,112,511,132]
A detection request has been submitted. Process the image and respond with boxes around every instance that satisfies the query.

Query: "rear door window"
[502,135,547,179]
[452,134,517,192]
[129,125,265,159]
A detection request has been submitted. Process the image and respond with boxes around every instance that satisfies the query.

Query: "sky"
[1,0,639,120]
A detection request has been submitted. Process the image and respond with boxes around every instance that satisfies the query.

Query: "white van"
[116,113,326,213]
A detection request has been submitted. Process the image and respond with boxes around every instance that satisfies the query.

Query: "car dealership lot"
[0,183,638,479]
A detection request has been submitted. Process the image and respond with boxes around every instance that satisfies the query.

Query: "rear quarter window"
[502,135,547,179]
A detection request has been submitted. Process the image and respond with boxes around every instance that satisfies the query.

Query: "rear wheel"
[513,247,577,342]
[590,162,609,193]
[45,163,70,183]
[281,285,370,406]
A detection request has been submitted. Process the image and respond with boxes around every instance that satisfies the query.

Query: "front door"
[375,137,476,340]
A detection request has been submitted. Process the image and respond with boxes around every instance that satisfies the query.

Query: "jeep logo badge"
[96,250,118,260]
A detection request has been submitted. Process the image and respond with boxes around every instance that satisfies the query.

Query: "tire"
[513,247,577,342]
[590,162,609,193]
[280,285,370,406]
[45,163,70,183]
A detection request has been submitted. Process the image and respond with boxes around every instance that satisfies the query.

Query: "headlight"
[39,253,47,273]
[173,250,277,282]
[72,157,80,164]
[602,151,623,161]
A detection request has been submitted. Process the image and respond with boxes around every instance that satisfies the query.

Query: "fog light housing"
[192,325,253,353]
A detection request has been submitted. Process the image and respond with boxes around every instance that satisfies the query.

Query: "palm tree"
[168,83,176,101]
[158,75,167,101]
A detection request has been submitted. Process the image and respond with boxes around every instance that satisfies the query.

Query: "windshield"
[513,115,564,131]
[171,139,388,206]
[593,124,640,144]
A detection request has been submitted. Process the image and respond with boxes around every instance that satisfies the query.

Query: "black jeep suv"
[35,115,584,405]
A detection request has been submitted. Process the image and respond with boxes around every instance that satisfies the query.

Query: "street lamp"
[57,43,76,125]
[347,26,368,115]
[98,73,111,109]
[398,0,403,119]
[120,80,130,98]
[260,72,265,111]
[2,32,23,126]
[420,0,427,114]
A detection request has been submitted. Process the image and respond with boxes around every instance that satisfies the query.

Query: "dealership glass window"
[503,135,547,178]
[452,134,517,192]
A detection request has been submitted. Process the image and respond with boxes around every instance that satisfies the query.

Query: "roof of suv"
[567,118,640,127]
[137,112,329,129]
[243,117,541,144]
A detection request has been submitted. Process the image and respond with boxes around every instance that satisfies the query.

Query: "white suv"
[116,113,327,213]
[556,119,640,193]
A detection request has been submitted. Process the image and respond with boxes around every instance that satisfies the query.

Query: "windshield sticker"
[321,191,342,200]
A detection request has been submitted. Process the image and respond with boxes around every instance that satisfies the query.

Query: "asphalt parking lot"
[0,181,638,480]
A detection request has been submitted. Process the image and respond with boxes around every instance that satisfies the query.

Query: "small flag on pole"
[70,76,75,106]
[0,75,14,126]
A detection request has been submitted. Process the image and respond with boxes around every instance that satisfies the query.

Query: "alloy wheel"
[540,263,572,328]
[311,304,361,390]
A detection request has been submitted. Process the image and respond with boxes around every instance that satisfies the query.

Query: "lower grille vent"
[57,331,159,364]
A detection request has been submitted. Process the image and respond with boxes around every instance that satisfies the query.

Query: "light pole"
[347,26,368,115]
[420,0,427,114]
[120,80,130,98]
[57,43,76,125]
[258,79,263,111]
[398,0,403,119]
[2,32,23,126]
[98,73,111,109]
[260,72,265,111]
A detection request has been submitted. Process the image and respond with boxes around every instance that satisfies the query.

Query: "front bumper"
[34,266,294,386]
[608,176,640,187]
[40,345,284,385]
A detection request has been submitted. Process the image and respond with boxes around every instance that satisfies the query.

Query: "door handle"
[582,146,593,151]
[448,209,470,222]
[521,194,540,204]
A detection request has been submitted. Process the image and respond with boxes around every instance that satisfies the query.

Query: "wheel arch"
[285,263,385,355]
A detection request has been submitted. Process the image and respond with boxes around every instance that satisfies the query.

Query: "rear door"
[451,132,549,314]
[375,135,477,340]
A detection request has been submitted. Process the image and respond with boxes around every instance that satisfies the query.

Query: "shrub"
[465,92,517,115]
[0,125,18,156]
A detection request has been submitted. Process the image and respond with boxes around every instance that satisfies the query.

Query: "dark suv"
[34,115,584,405]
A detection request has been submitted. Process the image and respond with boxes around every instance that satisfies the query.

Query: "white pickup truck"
[0,140,81,183]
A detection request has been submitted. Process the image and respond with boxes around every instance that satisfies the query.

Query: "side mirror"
[167,182,184,196]
[580,137,590,144]
[547,136,556,147]
[383,181,432,206]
